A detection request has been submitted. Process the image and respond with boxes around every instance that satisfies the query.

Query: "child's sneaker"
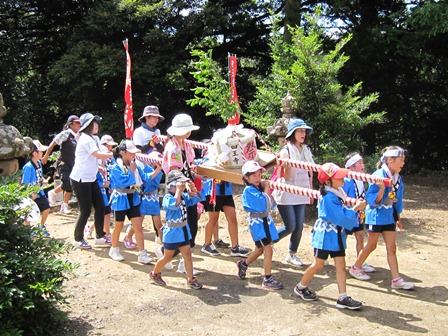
[109,247,125,261]
[230,245,250,257]
[176,259,199,275]
[262,277,283,290]
[187,277,203,290]
[391,277,415,290]
[349,265,371,281]
[138,250,153,264]
[60,203,72,214]
[123,236,137,250]
[38,225,51,237]
[362,263,376,273]
[214,239,230,248]
[335,296,363,310]
[285,253,303,267]
[149,272,166,286]
[294,286,317,301]
[73,239,92,249]
[236,260,247,279]
[201,243,220,256]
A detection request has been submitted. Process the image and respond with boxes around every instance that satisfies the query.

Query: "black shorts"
[34,196,50,212]
[58,167,73,192]
[203,195,235,212]
[164,240,190,251]
[314,248,346,260]
[346,223,365,235]
[105,205,111,215]
[255,237,272,249]
[366,223,396,232]
[114,205,140,222]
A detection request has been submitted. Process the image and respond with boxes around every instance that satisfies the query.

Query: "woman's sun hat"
[167,113,199,136]
[285,118,313,139]
[79,112,102,132]
[138,105,165,122]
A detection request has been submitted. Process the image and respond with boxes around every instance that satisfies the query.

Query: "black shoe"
[236,260,247,279]
[214,239,230,248]
[230,245,250,257]
[201,244,221,256]
[335,296,362,310]
[294,286,317,301]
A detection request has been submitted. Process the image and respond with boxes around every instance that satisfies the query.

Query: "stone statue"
[0,93,34,175]
[267,91,297,146]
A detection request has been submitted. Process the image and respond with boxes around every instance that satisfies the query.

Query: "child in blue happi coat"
[108,140,153,265]
[236,161,283,291]
[349,146,415,290]
[21,140,51,236]
[342,152,376,274]
[149,170,203,289]
[294,163,366,310]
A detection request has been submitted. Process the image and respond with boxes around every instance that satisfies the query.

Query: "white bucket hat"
[167,113,199,136]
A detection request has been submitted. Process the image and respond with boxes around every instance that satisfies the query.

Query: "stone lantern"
[267,91,297,146]
[0,93,34,175]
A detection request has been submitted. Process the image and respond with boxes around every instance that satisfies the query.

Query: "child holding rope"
[237,161,283,291]
[349,146,415,290]
[342,152,376,274]
[294,163,366,309]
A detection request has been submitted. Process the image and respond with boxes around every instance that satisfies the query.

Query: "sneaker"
[109,247,125,261]
[294,286,317,301]
[138,250,153,264]
[285,253,303,267]
[335,296,363,310]
[187,277,203,290]
[38,225,51,237]
[214,239,230,248]
[176,259,199,275]
[201,243,221,256]
[123,236,137,250]
[154,245,173,270]
[236,260,248,280]
[349,265,371,281]
[73,239,92,249]
[149,272,166,286]
[230,245,250,258]
[48,190,57,206]
[362,263,376,273]
[94,235,112,246]
[84,224,93,239]
[60,203,72,215]
[262,277,283,290]
[391,277,415,290]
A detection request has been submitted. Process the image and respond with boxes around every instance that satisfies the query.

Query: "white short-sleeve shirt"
[133,126,161,153]
[70,133,100,182]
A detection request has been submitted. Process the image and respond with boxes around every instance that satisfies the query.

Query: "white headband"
[381,147,405,163]
[345,154,362,168]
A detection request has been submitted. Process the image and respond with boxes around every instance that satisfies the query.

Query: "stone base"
[0,159,19,176]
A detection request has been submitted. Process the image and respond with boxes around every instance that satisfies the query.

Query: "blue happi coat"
[365,168,404,225]
[139,165,163,215]
[109,163,142,211]
[311,189,358,251]
[242,184,279,242]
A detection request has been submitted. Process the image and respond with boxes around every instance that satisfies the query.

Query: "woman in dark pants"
[70,112,113,249]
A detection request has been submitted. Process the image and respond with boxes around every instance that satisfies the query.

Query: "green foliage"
[0,183,78,335]
[187,49,241,122]
[248,12,384,164]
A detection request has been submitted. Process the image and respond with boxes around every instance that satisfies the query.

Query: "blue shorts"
[366,223,396,233]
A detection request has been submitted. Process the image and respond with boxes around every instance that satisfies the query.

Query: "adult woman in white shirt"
[70,113,113,249]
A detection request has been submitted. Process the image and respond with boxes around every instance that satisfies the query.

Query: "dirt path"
[47,176,447,335]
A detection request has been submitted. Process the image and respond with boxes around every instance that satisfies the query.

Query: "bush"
[0,181,78,335]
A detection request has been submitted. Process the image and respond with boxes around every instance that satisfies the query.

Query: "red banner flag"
[228,54,240,125]
[123,39,134,138]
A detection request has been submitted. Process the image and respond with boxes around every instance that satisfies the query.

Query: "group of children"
[20,111,415,306]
